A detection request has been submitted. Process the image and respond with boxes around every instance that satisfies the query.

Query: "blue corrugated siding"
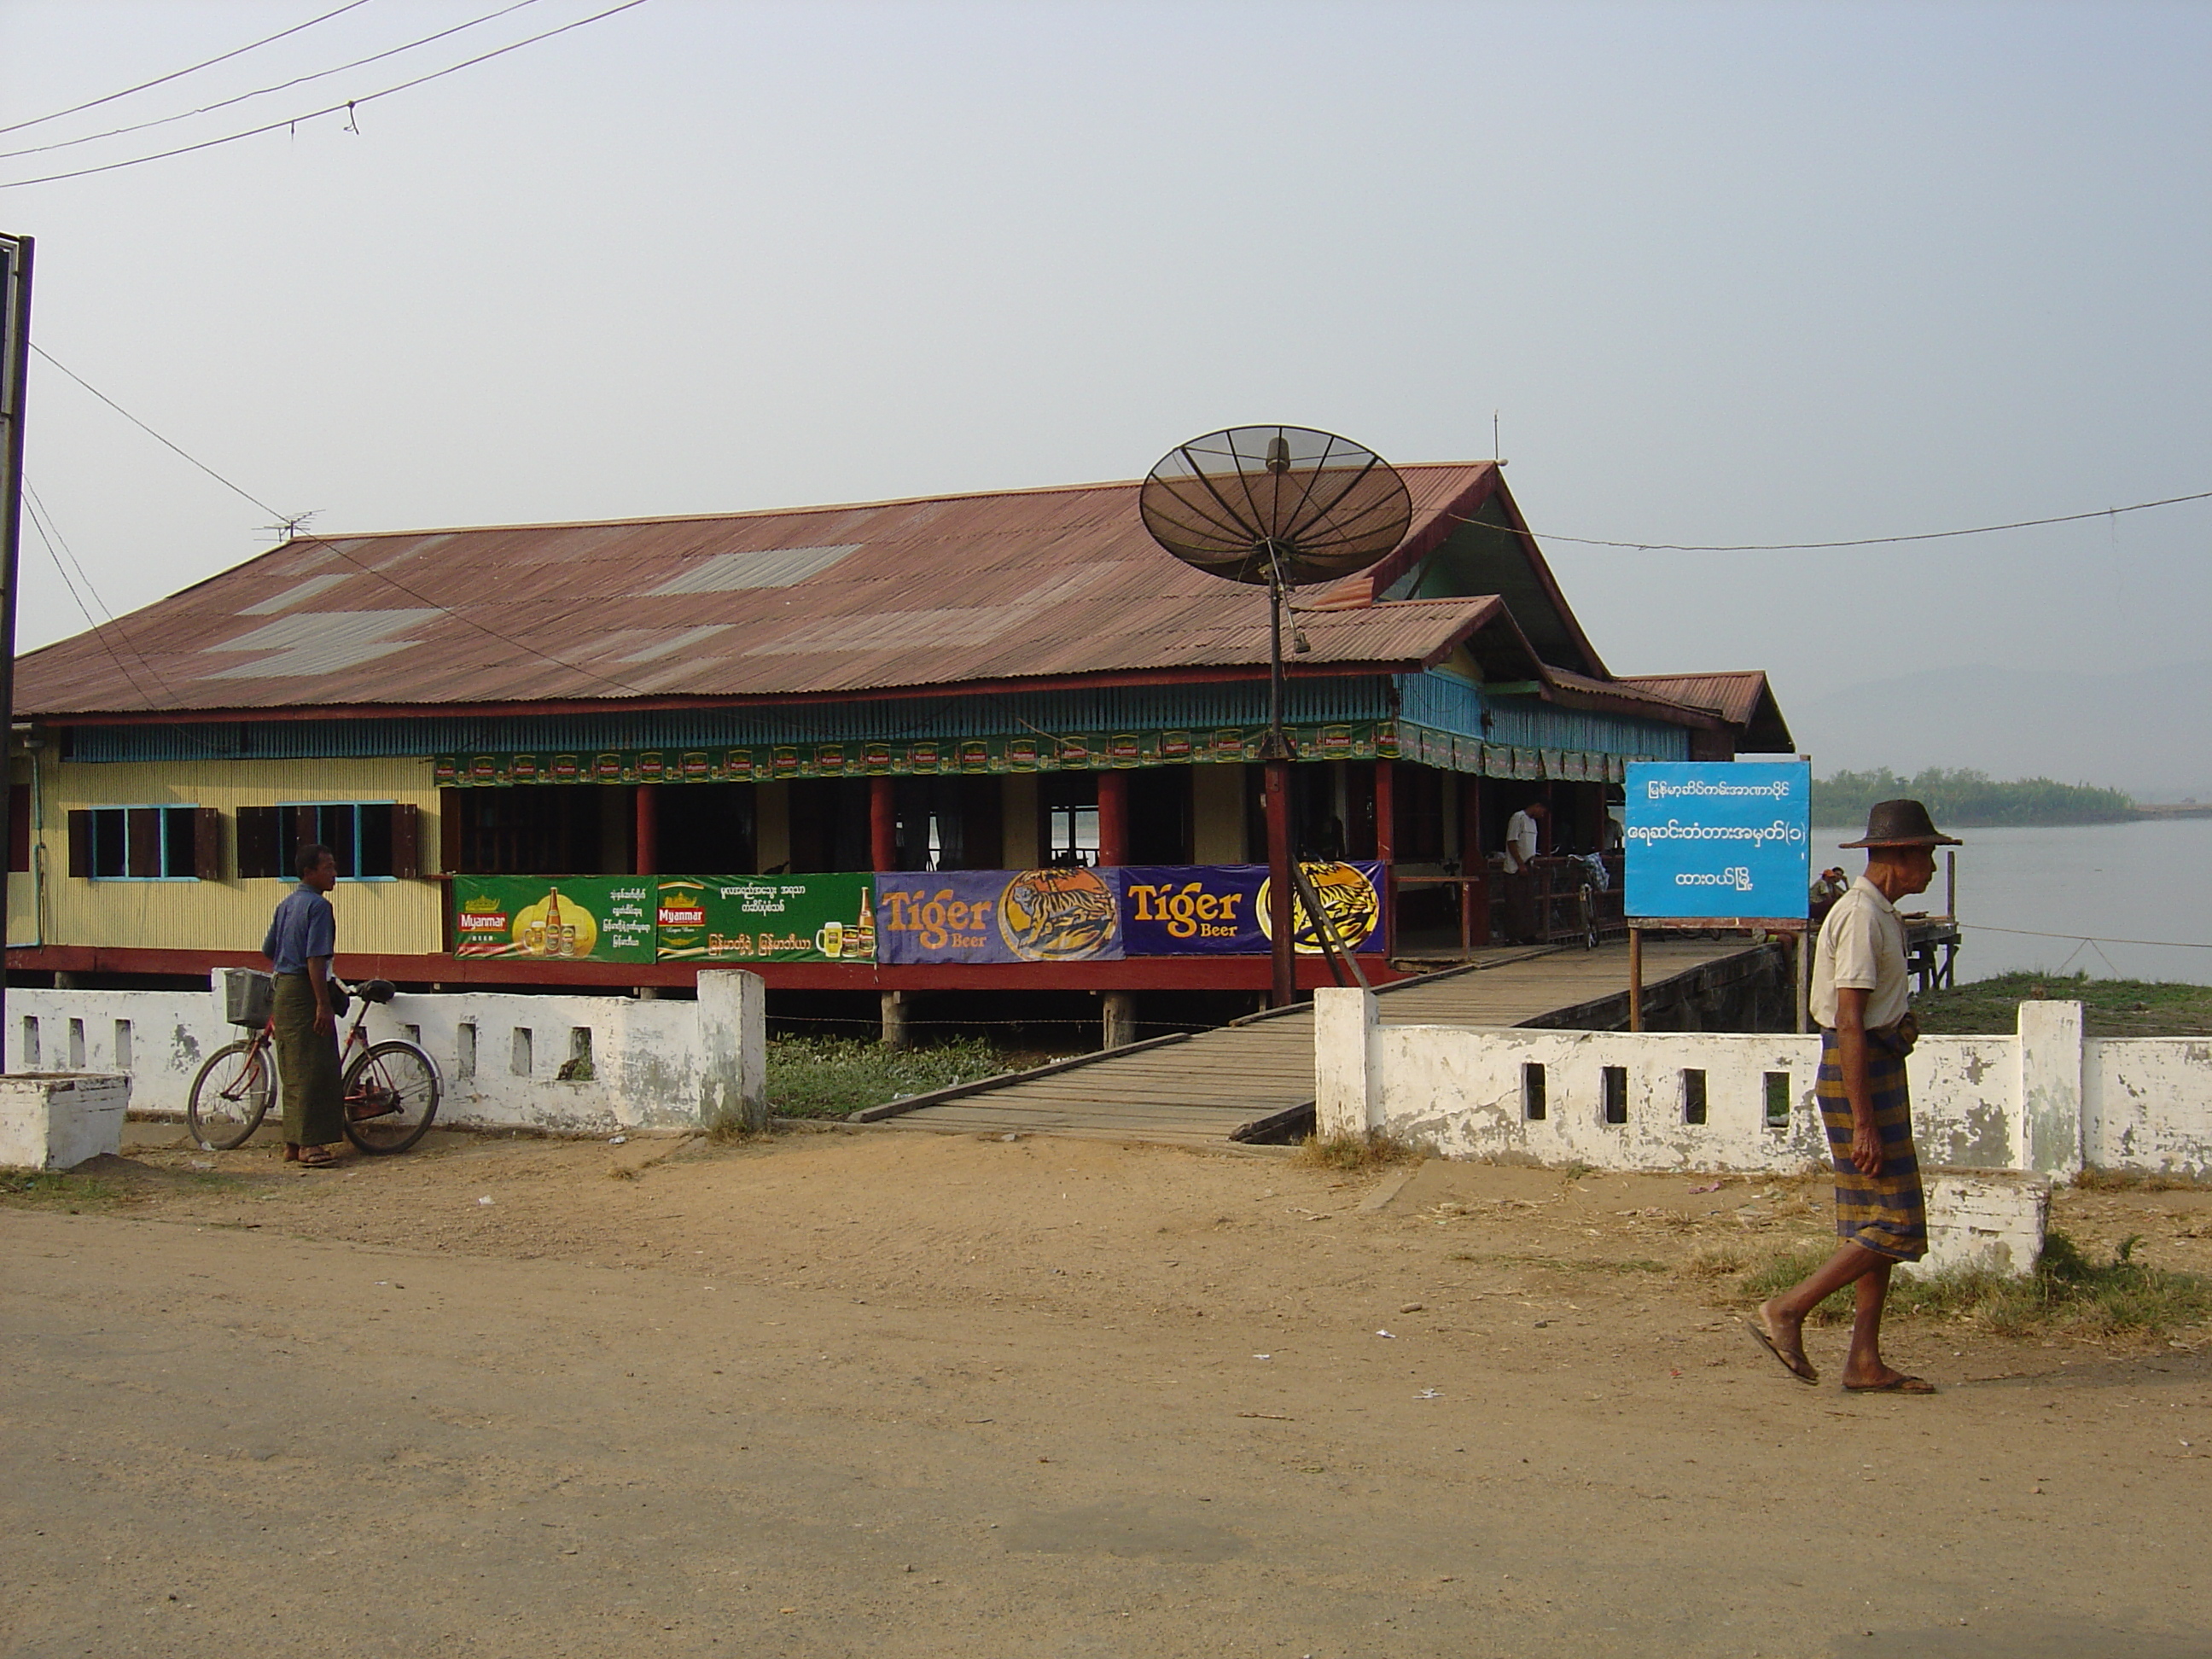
[68,679,1398,764]
[1396,671,1686,760]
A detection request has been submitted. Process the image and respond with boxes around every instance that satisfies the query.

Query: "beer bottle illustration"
[544,887,568,958]
[849,887,876,958]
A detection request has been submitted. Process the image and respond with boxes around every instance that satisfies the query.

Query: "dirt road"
[4,1126,2209,1657]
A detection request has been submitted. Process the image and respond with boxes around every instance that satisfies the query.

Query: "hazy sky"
[3,2,2208,760]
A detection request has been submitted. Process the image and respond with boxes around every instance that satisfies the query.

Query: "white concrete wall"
[5,972,767,1136]
[2087,1038,2212,1180]
[0,1074,130,1170]
[1316,993,2212,1182]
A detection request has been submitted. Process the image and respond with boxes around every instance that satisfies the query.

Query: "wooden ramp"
[867,938,1767,1146]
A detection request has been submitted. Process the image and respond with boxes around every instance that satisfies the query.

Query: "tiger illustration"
[1256,861,1382,953]
[997,867,1120,961]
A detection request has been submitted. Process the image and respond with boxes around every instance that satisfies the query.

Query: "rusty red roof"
[17,468,1522,718]
[16,463,1747,736]
[1619,672,1796,751]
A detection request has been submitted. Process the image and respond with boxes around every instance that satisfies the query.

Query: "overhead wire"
[19,486,170,713]
[0,0,375,137]
[0,0,652,189]
[1456,486,2212,555]
[28,344,659,701]
[0,0,550,163]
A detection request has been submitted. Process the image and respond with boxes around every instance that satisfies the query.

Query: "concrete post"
[695,969,766,1133]
[1102,990,1137,1051]
[2018,998,2085,1178]
[1313,986,1379,1140]
[881,988,911,1051]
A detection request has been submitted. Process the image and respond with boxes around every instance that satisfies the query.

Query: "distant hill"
[1786,661,2212,803]
[1813,768,2136,828]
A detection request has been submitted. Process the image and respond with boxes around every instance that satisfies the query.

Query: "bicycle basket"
[217,968,275,1028]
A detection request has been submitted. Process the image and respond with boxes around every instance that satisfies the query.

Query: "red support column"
[1097,769,1129,867]
[1462,773,1490,946]
[1265,759,1295,1007]
[870,775,897,873]
[633,784,657,876]
[1373,759,1395,956]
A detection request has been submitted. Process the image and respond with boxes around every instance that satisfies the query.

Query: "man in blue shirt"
[262,842,344,1166]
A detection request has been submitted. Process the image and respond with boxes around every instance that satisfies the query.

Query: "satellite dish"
[1139,425,1412,587]
[1138,425,1411,1003]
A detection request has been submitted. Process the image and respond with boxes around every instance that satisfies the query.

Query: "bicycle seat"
[358,978,398,1004]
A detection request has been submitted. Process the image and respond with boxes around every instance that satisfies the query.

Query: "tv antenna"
[1139,425,1412,1004]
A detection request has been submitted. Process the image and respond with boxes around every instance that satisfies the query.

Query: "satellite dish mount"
[1140,427,1413,1005]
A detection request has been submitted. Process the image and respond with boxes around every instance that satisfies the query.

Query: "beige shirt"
[1810,875,1911,1029]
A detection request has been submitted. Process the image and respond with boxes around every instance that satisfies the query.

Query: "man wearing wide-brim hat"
[1749,799,1959,1394]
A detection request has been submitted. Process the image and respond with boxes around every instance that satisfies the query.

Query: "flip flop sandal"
[1745,1318,1819,1384]
[1844,1374,1938,1394]
[296,1147,341,1169]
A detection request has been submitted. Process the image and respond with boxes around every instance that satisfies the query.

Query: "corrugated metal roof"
[1618,672,1767,726]
[1617,672,1796,751]
[19,466,1772,743]
[19,468,1519,718]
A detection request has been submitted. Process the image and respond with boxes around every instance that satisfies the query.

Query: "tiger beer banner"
[873,862,1388,965]
[875,868,1124,965]
[1120,863,1388,957]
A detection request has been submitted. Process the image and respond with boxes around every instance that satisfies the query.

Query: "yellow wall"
[1192,764,1247,864]
[33,753,444,958]
[1001,773,1039,869]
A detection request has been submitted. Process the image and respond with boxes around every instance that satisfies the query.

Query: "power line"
[0,0,652,189]
[1,0,550,164]
[29,344,660,701]
[1967,923,2211,951]
[0,0,375,137]
[1481,488,2212,556]
[32,344,288,519]
[19,487,168,713]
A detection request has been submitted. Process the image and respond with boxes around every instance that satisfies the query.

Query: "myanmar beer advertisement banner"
[655,875,876,963]
[876,862,1388,964]
[451,876,657,962]
[451,874,875,962]
[1622,760,1811,920]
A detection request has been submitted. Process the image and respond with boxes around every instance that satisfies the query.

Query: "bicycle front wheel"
[341,1040,441,1155]
[187,1039,274,1150]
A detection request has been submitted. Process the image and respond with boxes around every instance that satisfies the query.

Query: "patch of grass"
[1912,973,2212,1039]
[1679,1241,1750,1279]
[1738,1230,2212,1340]
[766,1033,1008,1121]
[2074,1166,2212,1194]
[1292,1130,1423,1173]
[0,1169,125,1210]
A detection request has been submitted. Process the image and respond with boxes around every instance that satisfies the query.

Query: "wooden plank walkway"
[873,939,1762,1146]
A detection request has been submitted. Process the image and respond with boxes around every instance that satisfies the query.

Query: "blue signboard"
[1623,761,1811,920]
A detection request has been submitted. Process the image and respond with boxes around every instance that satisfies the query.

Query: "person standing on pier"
[1501,798,1549,943]
[1749,799,1959,1394]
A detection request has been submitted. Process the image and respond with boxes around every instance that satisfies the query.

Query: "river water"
[1813,818,2212,986]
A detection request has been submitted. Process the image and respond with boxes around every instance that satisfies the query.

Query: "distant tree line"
[1813,767,2139,827]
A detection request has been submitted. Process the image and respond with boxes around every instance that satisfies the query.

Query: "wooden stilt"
[1628,924,1644,1032]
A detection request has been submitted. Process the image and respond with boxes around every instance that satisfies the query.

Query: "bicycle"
[187,976,442,1155]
